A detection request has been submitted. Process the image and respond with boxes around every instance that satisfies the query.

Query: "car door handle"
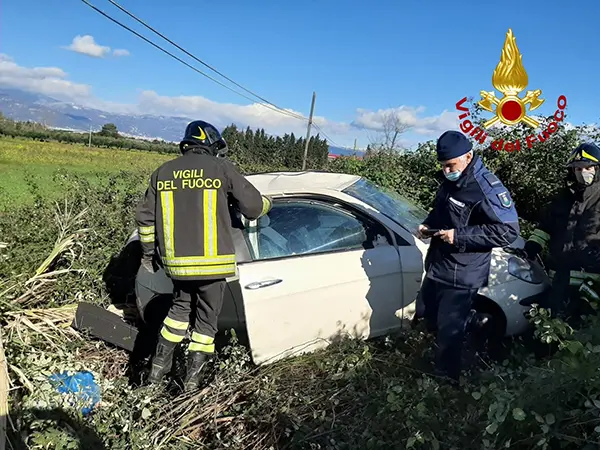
[245,279,283,290]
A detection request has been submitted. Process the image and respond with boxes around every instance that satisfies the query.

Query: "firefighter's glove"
[141,255,155,273]
[259,195,273,218]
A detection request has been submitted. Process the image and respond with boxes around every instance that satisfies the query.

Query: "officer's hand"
[435,229,455,245]
[416,224,429,239]
[141,255,155,273]
[523,241,541,260]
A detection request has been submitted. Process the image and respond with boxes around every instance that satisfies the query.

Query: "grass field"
[0,137,174,210]
[3,136,600,449]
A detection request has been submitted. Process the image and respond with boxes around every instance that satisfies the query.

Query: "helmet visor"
[567,148,600,167]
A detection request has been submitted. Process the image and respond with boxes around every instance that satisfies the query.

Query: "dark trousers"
[420,277,477,381]
[159,279,226,354]
[545,270,571,317]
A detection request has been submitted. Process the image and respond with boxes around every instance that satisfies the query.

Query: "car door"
[392,232,426,319]
[237,197,404,365]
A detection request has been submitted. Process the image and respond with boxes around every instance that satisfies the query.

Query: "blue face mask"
[445,170,462,182]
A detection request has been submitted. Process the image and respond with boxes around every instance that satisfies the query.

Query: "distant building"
[327,153,363,161]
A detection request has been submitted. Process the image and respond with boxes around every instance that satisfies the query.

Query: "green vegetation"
[3,104,600,449]
[0,137,173,210]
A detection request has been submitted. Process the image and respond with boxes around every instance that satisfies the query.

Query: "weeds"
[4,155,600,449]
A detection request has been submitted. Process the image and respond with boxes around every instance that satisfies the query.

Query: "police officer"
[524,142,600,319]
[135,120,272,390]
[416,130,520,382]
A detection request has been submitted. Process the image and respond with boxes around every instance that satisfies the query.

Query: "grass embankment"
[0,137,173,210]
[2,138,600,449]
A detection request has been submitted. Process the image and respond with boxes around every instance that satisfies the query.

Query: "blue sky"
[1,0,598,148]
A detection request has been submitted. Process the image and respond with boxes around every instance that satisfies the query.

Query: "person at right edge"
[135,120,272,391]
[416,130,520,384]
[524,142,600,323]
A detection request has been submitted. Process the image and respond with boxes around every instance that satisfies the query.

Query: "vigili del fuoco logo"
[455,29,567,152]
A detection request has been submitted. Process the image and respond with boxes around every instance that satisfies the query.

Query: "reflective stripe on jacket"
[135,150,271,281]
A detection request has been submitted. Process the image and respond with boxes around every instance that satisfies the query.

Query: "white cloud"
[64,35,130,59]
[113,49,130,57]
[64,35,112,58]
[0,54,92,101]
[0,55,459,148]
[351,106,458,137]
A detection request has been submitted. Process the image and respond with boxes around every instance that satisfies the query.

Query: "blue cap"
[436,130,473,162]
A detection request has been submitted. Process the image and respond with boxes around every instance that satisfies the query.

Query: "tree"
[368,110,412,152]
[98,123,119,138]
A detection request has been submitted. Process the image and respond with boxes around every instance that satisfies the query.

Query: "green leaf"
[544,413,555,425]
[486,423,499,434]
[406,436,416,448]
[565,340,584,354]
[472,392,482,400]
[512,408,526,421]
[141,407,151,420]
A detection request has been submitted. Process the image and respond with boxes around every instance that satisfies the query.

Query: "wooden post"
[301,92,316,171]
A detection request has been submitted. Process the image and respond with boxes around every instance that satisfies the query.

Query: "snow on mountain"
[0,88,190,142]
[0,88,367,154]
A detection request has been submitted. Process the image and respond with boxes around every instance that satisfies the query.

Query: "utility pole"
[301,91,316,171]
[354,138,357,151]
[88,125,92,148]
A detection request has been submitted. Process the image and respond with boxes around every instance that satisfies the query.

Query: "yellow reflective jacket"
[135,151,271,280]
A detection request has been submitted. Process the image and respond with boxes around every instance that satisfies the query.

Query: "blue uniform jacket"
[422,154,520,289]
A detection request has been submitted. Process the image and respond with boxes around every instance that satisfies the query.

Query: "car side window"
[244,200,392,261]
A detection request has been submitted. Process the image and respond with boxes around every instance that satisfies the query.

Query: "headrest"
[258,214,270,228]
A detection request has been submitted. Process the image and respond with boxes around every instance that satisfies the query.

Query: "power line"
[80,0,345,149]
[79,0,307,122]
[104,0,307,122]
[312,123,343,148]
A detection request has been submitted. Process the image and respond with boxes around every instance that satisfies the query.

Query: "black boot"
[147,337,177,384]
[183,352,208,391]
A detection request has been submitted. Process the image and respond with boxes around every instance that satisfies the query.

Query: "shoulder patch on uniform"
[483,172,501,187]
[497,191,512,208]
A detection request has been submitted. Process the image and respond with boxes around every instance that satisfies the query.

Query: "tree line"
[2,105,599,229]
[0,114,331,170]
[329,103,599,231]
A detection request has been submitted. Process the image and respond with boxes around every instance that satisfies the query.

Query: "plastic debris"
[49,371,101,416]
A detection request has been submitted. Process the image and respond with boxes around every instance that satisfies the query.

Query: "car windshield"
[342,178,428,234]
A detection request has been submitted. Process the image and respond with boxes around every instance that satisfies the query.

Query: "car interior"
[250,199,389,261]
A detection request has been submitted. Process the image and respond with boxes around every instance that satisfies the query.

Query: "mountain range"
[0,88,362,156]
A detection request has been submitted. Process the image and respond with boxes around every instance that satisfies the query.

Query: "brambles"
[3,114,600,448]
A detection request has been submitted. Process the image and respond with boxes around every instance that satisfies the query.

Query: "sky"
[0,0,599,149]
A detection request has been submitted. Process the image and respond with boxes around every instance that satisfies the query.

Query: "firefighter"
[135,120,272,390]
[416,130,520,382]
[524,142,600,320]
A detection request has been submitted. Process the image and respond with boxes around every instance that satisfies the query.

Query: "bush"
[4,112,600,448]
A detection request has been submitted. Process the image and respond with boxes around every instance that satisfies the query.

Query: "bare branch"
[368,110,413,152]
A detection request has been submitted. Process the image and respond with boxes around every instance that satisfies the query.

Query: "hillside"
[0,88,363,156]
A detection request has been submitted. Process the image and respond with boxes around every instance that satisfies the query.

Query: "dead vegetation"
[4,173,600,450]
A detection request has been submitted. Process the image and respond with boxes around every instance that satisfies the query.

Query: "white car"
[91,171,551,366]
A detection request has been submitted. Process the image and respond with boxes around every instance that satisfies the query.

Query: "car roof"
[245,171,362,194]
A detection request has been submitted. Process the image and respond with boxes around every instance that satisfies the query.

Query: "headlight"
[508,256,544,284]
